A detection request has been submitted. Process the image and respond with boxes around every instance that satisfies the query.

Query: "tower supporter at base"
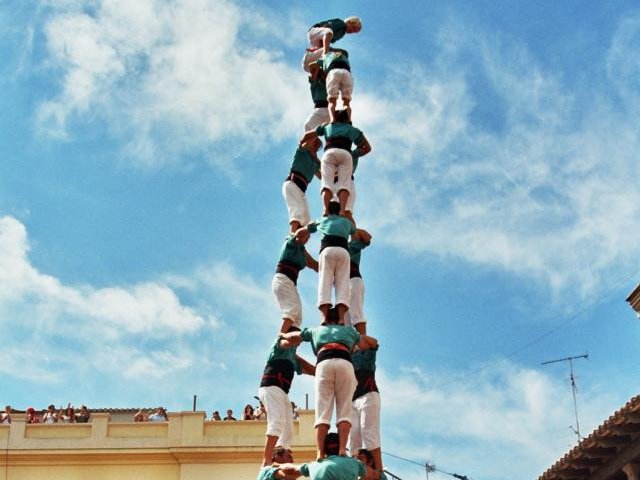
[256,446,294,480]
[278,433,374,479]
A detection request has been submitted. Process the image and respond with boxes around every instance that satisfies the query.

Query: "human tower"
[257,16,385,480]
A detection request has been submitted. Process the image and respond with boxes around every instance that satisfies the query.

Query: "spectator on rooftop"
[243,404,255,420]
[42,404,57,424]
[148,407,168,422]
[58,405,76,423]
[133,409,148,422]
[210,410,222,421]
[223,409,237,421]
[26,407,40,424]
[255,401,267,421]
[0,405,11,424]
[76,405,90,423]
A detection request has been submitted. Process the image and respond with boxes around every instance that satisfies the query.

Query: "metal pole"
[193,395,197,412]
[305,393,309,410]
[541,353,588,442]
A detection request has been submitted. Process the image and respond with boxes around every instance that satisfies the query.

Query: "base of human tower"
[0,409,317,480]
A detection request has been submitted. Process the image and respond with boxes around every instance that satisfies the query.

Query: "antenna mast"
[542,353,589,442]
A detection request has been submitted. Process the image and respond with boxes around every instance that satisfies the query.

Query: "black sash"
[327,60,351,72]
[314,100,329,108]
[276,260,302,284]
[260,359,295,394]
[350,262,361,279]
[325,136,352,151]
[317,349,352,364]
[287,171,309,193]
[320,235,349,253]
[353,370,379,400]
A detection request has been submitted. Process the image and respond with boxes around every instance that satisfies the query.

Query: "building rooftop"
[538,394,640,480]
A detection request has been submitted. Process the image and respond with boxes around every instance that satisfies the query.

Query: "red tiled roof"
[538,394,640,480]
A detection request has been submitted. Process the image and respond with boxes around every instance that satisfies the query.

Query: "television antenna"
[541,353,589,442]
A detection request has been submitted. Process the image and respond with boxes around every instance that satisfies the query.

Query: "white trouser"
[347,277,365,326]
[272,273,302,326]
[282,180,310,226]
[321,148,353,198]
[348,391,381,452]
[317,246,350,308]
[304,107,330,133]
[258,386,293,447]
[314,358,357,426]
[344,176,356,212]
[326,69,353,101]
[301,47,324,72]
[307,27,332,49]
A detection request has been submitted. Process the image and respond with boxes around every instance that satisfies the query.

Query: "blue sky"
[1,1,640,479]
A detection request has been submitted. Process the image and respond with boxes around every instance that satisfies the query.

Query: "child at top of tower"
[308,17,362,54]
[317,48,353,124]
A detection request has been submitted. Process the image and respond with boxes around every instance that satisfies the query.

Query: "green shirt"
[316,123,364,147]
[290,147,320,183]
[257,466,279,480]
[309,76,328,104]
[352,346,377,373]
[301,324,361,356]
[348,239,369,266]
[299,455,366,480]
[278,235,307,270]
[351,150,360,174]
[308,215,356,240]
[312,18,347,43]
[265,337,302,375]
[317,50,350,73]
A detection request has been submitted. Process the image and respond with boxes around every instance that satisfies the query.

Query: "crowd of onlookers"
[132,400,300,423]
[0,404,91,424]
[0,399,301,425]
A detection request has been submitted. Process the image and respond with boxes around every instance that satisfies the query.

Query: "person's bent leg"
[315,423,330,460]
[337,420,351,456]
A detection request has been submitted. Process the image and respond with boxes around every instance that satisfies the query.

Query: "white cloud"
[0,215,217,384]
[37,0,308,166]
[378,359,619,480]
[352,17,640,297]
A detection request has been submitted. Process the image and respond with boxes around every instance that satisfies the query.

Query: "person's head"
[226,409,233,416]
[324,432,340,456]
[47,404,55,412]
[345,16,361,34]
[80,405,88,413]
[244,404,253,413]
[325,305,340,324]
[334,109,351,124]
[356,449,374,467]
[4,405,10,413]
[327,201,341,216]
[272,446,294,464]
[27,407,35,415]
